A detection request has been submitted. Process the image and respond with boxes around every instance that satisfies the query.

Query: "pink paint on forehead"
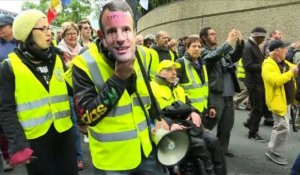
[105,11,128,25]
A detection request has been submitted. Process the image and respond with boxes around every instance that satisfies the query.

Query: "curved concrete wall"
[137,0,300,42]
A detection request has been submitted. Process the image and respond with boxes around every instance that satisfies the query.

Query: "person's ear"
[97,30,104,39]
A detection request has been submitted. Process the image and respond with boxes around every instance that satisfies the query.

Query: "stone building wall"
[137,0,300,42]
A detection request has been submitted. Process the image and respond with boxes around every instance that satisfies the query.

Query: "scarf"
[22,43,56,62]
[57,39,83,58]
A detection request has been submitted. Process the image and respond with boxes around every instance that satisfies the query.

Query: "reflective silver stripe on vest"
[184,82,209,89]
[17,95,69,112]
[50,95,69,103]
[89,119,148,142]
[189,98,204,103]
[183,59,208,89]
[107,104,132,117]
[54,110,71,120]
[90,128,137,142]
[17,98,49,112]
[137,120,148,131]
[81,51,104,92]
[132,96,151,107]
[20,113,52,128]
[183,83,201,89]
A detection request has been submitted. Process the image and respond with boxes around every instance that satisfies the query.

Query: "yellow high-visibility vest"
[9,53,72,140]
[148,48,175,80]
[237,58,245,79]
[151,80,186,109]
[180,58,208,112]
[71,43,153,170]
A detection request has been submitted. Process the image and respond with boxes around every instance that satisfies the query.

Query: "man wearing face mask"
[65,0,168,174]
[0,9,77,175]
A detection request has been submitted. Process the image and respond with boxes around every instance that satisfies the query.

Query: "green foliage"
[21,0,92,27]
[21,0,48,13]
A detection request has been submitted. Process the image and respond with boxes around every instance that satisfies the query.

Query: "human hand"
[186,111,201,127]
[152,119,170,132]
[63,52,73,67]
[209,108,216,118]
[237,30,243,43]
[114,59,135,80]
[226,28,239,47]
[170,123,186,131]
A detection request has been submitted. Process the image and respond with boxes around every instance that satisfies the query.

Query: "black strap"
[135,48,162,120]
[147,53,153,80]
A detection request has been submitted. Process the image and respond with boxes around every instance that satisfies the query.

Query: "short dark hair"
[78,19,91,31]
[99,0,134,34]
[182,36,188,41]
[199,27,212,45]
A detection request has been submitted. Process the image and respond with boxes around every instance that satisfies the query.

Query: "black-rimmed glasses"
[32,26,51,33]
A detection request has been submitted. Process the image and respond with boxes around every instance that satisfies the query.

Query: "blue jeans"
[291,153,300,175]
[69,97,83,161]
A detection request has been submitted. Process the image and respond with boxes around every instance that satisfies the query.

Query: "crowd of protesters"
[0,0,300,174]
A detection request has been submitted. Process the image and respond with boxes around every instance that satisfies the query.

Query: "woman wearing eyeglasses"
[58,22,83,67]
[57,21,85,171]
[0,9,77,175]
[78,19,93,47]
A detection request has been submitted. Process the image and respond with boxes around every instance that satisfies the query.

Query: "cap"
[13,9,46,42]
[250,27,267,37]
[0,15,14,26]
[268,40,289,52]
[157,60,181,73]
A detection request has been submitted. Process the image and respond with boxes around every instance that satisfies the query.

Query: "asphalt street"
[2,109,300,175]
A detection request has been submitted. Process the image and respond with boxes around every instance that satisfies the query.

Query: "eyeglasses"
[66,32,78,37]
[83,26,92,30]
[32,26,51,33]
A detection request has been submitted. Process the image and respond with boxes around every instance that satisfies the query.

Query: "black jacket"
[202,41,244,95]
[242,38,265,87]
[201,41,244,108]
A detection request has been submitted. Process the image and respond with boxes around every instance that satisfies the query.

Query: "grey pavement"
[1,109,300,175]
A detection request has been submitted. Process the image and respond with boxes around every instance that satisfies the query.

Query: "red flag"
[47,0,62,24]
[47,8,58,24]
